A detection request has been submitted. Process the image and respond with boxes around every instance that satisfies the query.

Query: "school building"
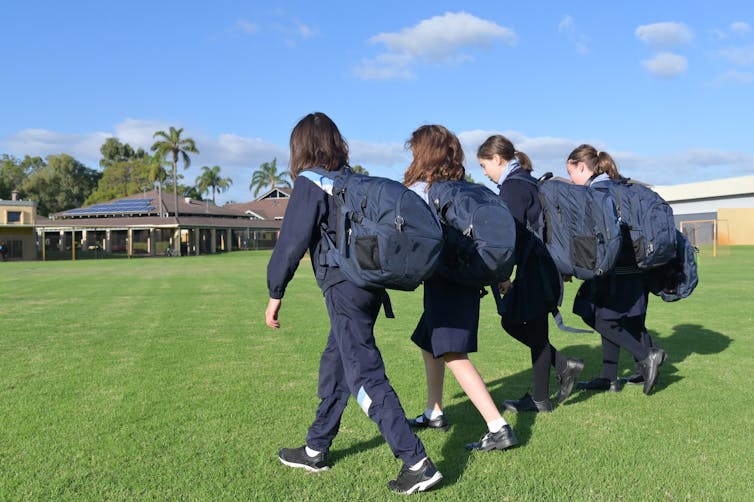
[32,186,290,261]
[652,174,754,246]
[0,190,38,260]
[4,174,753,261]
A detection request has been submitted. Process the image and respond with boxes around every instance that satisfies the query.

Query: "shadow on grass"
[327,323,730,487]
[549,322,731,401]
[428,342,601,486]
[649,323,731,393]
[429,322,732,484]
[328,435,386,465]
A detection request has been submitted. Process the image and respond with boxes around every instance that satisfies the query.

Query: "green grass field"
[2,249,753,500]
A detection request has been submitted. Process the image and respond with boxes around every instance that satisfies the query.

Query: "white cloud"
[235,19,258,34]
[641,52,688,79]
[297,22,317,38]
[110,119,287,168]
[1,128,109,165]
[457,129,585,184]
[354,11,516,80]
[370,11,516,60]
[454,129,754,186]
[4,123,750,203]
[558,15,589,54]
[653,150,753,183]
[350,139,408,167]
[730,22,752,35]
[353,53,416,80]
[205,133,287,166]
[0,119,289,203]
[114,119,172,149]
[714,69,754,85]
[719,45,754,66]
[230,14,316,46]
[713,28,728,40]
[635,22,693,49]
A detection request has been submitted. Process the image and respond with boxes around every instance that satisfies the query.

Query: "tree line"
[0,127,298,217]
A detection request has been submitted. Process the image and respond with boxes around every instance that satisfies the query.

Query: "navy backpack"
[536,174,622,280]
[608,179,677,269]
[428,180,517,287]
[299,167,443,291]
[647,230,699,302]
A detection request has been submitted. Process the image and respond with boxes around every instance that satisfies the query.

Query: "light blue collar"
[588,173,611,187]
[408,181,430,205]
[498,157,521,186]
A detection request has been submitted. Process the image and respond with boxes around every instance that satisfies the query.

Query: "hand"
[266,298,282,329]
[498,280,512,295]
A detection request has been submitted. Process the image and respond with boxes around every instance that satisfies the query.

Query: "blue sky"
[2,1,753,204]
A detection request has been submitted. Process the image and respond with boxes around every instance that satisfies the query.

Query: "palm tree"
[249,158,290,198]
[150,127,199,218]
[196,165,232,204]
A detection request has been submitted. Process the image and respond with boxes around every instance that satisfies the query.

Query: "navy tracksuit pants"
[306,280,426,466]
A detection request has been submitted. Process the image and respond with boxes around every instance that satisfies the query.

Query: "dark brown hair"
[476,134,533,172]
[288,112,349,179]
[567,144,620,180]
[403,125,465,186]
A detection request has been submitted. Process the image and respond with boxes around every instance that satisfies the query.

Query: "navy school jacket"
[497,169,561,321]
[498,169,542,231]
[266,170,347,299]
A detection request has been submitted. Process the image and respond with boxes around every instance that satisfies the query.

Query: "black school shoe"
[465,424,518,451]
[576,377,622,393]
[278,446,329,473]
[637,347,667,395]
[503,392,553,413]
[408,413,450,432]
[556,357,585,403]
[621,366,645,385]
[623,348,668,385]
[388,458,443,494]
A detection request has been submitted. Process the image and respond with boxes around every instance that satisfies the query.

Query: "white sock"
[409,457,427,471]
[305,446,320,457]
[426,407,443,420]
[487,417,507,433]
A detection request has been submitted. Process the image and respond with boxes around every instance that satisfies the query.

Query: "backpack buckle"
[395,215,405,231]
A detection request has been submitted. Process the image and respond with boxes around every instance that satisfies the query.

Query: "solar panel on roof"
[63,198,157,216]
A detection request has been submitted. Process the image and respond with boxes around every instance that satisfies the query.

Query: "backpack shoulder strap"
[502,170,538,187]
[298,169,338,249]
[298,167,335,195]
[536,172,554,185]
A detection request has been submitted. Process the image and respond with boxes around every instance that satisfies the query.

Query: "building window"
[1,240,22,259]
[7,211,21,223]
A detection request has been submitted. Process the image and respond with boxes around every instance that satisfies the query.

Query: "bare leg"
[421,349,445,413]
[444,352,502,423]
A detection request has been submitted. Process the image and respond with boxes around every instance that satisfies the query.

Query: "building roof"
[36,215,280,230]
[53,189,248,219]
[652,174,754,203]
[224,186,291,220]
[0,199,37,207]
[38,189,282,230]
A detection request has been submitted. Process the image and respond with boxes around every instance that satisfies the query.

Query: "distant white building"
[652,174,754,245]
